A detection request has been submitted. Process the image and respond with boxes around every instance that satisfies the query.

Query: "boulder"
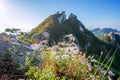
[0,42,33,64]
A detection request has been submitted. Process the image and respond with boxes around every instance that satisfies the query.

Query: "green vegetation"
[0,52,26,79]
[0,44,119,80]
[100,34,114,44]
[5,28,20,36]
[26,50,106,80]
[25,40,119,80]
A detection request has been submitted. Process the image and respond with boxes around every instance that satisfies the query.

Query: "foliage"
[0,52,16,77]
[25,53,40,66]
[5,28,20,35]
[27,38,36,44]
[18,32,28,40]
[26,45,107,80]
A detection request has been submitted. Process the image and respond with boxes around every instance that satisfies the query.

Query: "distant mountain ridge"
[91,28,119,38]
[100,32,120,48]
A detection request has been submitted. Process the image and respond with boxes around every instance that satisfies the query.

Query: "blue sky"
[0,0,120,32]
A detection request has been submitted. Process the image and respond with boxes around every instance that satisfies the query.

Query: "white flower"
[70,36,75,42]
[102,70,107,75]
[61,55,70,59]
[56,56,60,60]
[88,66,92,71]
[52,51,57,55]
[91,59,98,62]
[65,48,72,54]
[65,45,80,55]
[108,71,115,76]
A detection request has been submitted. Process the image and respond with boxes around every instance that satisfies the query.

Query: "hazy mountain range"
[91,28,120,38]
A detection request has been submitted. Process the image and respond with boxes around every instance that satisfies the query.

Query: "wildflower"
[73,51,77,55]
[108,71,115,76]
[96,76,99,78]
[72,46,79,54]
[65,48,72,54]
[83,53,86,58]
[52,51,57,55]
[56,56,60,60]
[90,75,93,78]
[61,55,70,59]
[60,42,65,46]
[88,66,92,71]
[70,36,75,42]
[68,49,71,52]
[101,52,103,55]
[73,47,77,50]
[102,70,107,75]
[91,59,98,62]
[79,51,83,55]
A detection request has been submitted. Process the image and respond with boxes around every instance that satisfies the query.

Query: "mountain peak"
[25,12,108,56]
[55,11,79,24]
[56,11,66,24]
[68,13,77,20]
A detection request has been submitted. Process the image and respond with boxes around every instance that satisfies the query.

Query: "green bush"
[26,49,106,80]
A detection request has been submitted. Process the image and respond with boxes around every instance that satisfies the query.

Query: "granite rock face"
[0,34,34,64]
[57,11,66,24]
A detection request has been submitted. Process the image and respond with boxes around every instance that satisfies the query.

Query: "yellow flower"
[73,51,77,55]
[73,47,77,50]
[68,49,71,52]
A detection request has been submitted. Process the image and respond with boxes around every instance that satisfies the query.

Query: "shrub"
[26,48,106,80]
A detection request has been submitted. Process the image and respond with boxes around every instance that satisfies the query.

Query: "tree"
[5,28,20,36]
